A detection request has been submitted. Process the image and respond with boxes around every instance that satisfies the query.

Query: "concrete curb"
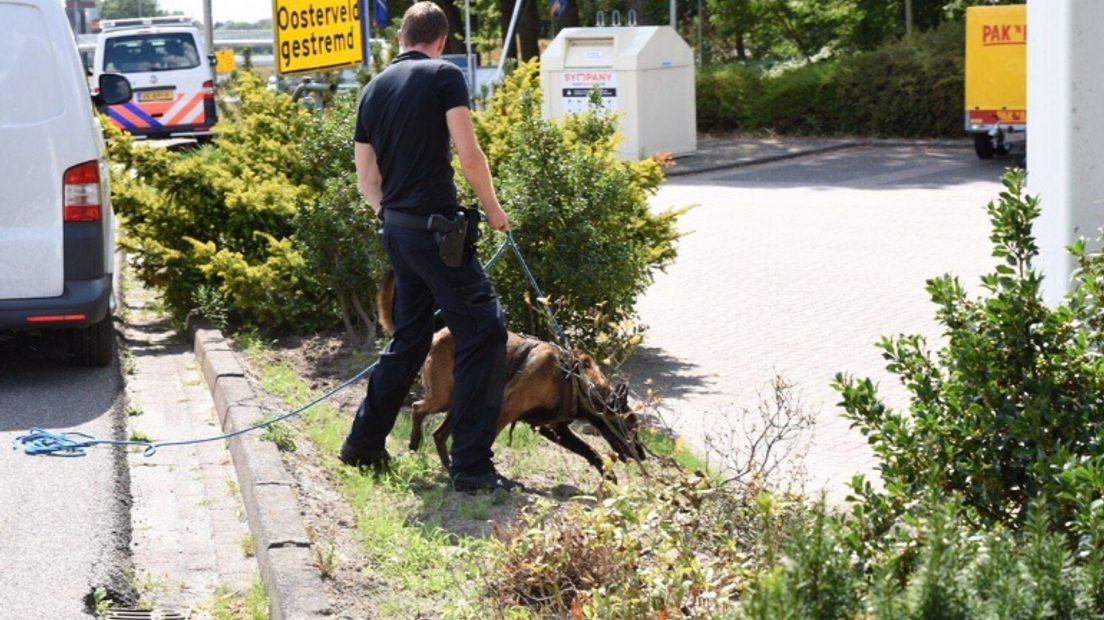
[668,141,861,177]
[668,137,973,178]
[187,317,331,620]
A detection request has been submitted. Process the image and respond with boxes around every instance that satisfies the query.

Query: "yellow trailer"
[965,4,1026,159]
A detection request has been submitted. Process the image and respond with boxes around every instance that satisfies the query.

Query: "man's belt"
[383,208,481,268]
[382,209,459,232]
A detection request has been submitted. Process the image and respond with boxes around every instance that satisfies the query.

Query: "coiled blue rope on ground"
[13,231,562,457]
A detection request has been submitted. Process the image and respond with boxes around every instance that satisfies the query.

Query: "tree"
[99,0,166,19]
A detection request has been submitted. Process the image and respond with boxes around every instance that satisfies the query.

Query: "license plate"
[139,89,174,102]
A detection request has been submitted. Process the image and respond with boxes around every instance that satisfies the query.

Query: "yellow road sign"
[273,0,363,75]
[214,48,236,74]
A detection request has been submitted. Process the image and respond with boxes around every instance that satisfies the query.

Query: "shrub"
[465,60,684,360]
[698,23,966,137]
[106,75,331,332]
[108,77,387,335]
[746,61,840,135]
[835,170,1104,529]
[294,92,390,343]
[697,64,762,133]
[831,22,965,137]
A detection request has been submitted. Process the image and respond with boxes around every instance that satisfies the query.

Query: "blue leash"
[14,364,375,457]
[14,230,562,457]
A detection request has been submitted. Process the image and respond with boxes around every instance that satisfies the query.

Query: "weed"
[226,479,240,497]
[126,403,144,417]
[241,534,255,558]
[311,539,341,579]
[92,586,111,618]
[211,579,269,620]
[121,349,137,375]
[129,430,153,443]
[260,422,296,452]
[133,574,163,593]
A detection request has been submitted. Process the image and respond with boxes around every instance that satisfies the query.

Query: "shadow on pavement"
[618,346,714,400]
[0,330,122,432]
[671,146,1015,191]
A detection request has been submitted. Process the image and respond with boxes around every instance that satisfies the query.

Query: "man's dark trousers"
[346,221,508,476]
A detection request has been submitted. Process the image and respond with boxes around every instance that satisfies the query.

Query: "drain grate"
[105,608,191,620]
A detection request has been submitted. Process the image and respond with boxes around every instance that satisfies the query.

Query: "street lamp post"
[203,0,214,53]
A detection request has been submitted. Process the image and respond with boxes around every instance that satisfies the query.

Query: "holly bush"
[835,170,1104,531]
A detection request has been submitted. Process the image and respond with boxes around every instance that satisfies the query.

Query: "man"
[340,1,518,494]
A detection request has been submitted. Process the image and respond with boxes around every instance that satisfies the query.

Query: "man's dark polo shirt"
[354,51,470,215]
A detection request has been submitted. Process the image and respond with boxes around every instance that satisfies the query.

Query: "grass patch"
[640,428,711,472]
[237,337,709,616]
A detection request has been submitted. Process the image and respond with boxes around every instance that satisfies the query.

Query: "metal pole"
[465,0,475,95]
[362,0,372,70]
[203,0,214,52]
[670,0,676,27]
[495,0,524,81]
[904,0,913,36]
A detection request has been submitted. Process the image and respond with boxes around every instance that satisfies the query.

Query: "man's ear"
[436,34,448,55]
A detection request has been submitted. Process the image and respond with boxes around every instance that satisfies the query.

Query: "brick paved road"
[624,146,1010,501]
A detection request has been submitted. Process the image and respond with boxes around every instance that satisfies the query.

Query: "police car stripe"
[107,107,137,130]
[123,102,163,128]
[166,94,203,126]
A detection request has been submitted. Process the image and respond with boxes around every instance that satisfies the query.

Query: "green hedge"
[698,23,965,138]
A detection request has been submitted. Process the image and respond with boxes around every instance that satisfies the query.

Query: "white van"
[0,0,133,366]
[93,17,217,139]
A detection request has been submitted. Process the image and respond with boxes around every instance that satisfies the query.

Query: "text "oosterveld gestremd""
[276,0,362,72]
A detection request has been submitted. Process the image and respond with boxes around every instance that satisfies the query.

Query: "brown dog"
[378,271,645,477]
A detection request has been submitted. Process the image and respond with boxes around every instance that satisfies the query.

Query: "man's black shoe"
[339,441,392,473]
[450,470,524,495]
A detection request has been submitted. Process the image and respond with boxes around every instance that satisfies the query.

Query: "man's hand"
[484,203,511,232]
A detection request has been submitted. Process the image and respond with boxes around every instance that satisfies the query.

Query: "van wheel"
[70,314,115,367]
[974,134,996,159]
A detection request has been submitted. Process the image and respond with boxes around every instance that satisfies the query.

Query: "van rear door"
[0,2,69,300]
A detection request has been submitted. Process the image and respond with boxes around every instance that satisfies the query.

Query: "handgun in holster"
[428,212,468,267]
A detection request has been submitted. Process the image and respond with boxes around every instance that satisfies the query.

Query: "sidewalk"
[121,274,258,613]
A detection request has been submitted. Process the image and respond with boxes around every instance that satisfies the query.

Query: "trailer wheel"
[974,134,996,159]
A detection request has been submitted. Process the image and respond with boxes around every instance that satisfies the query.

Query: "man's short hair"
[401,2,449,48]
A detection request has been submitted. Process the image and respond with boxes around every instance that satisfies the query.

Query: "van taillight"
[202,79,216,98]
[63,160,102,222]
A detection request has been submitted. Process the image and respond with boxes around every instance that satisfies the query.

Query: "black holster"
[428,212,468,267]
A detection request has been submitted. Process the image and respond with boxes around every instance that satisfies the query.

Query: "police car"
[93,16,217,139]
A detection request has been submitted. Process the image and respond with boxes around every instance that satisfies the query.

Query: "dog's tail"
[377,270,396,336]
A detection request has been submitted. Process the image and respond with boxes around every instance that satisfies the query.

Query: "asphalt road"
[624,145,1010,500]
[0,332,130,617]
